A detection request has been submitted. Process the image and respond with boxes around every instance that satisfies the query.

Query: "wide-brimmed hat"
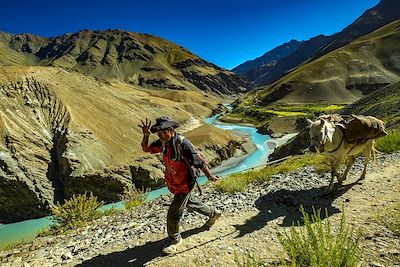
[150,116,179,133]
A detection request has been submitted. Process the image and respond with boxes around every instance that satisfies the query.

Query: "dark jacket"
[142,134,206,194]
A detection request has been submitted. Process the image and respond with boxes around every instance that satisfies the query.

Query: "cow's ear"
[307,119,314,125]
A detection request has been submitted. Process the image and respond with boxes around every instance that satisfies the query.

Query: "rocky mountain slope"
[1,152,398,266]
[253,34,331,86]
[340,80,400,129]
[231,39,303,79]
[0,66,250,223]
[0,30,252,95]
[312,0,400,60]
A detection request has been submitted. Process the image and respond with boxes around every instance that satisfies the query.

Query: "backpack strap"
[175,135,202,195]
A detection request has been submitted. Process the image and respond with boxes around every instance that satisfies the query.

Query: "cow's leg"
[359,141,373,180]
[328,158,340,192]
[339,155,356,184]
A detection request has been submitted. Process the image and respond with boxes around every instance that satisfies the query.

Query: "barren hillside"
[0,30,252,95]
[0,66,249,223]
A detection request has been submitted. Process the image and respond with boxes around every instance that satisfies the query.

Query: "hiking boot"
[162,239,182,254]
[204,210,221,228]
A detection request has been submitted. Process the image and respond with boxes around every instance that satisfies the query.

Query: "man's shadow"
[76,225,209,267]
[234,181,361,238]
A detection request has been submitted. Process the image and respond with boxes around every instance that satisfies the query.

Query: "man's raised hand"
[138,118,152,136]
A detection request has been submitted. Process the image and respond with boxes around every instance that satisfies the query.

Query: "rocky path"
[1,152,399,267]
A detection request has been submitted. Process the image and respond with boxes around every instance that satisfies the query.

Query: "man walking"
[139,116,221,254]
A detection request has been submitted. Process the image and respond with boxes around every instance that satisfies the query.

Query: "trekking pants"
[167,192,215,242]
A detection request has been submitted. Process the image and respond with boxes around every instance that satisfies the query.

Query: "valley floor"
[1,153,399,267]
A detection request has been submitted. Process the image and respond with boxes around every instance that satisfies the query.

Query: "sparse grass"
[121,186,150,210]
[376,130,400,153]
[215,153,328,193]
[2,239,30,251]
[376,201,400,235]
[236,94,258,109]
[46,192,104,235]
[234,251,266,267]
[226,112,262,125]
[268,110,307,117]
[229,104,344,127]
[274,104,345,114]
[233,106,306,119]
[277,207,361,267]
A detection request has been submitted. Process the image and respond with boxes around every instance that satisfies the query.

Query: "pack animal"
[308,114,387,192]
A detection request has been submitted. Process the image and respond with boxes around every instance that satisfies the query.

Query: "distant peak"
[71,29,140,37]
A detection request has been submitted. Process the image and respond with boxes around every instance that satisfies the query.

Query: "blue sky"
[1,0,379,70]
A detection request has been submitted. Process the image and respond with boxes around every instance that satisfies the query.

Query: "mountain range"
[255,19,400,106]
[0,30,252,95]
[231,39,303,79]
[233,0,400,87]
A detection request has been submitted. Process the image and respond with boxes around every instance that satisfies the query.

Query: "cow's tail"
[371,140,377,162]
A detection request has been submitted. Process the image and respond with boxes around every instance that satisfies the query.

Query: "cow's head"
[307,118,335,152]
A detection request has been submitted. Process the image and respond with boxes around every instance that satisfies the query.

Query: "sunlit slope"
[0,66,242,222]
[0,30,252,95]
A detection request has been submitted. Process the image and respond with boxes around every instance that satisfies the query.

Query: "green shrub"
[121,186,150,210]
[234,251,266,267]
[376,130,400,153]
[215,154,327,193]
[276,104,345,114]
[50,192,104,233]
[277,207,361,267]
[214,172,253,193]
[231,104,344,124]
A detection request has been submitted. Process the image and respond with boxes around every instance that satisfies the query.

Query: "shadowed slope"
[341,81,400,128]
[231,39,303,78]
